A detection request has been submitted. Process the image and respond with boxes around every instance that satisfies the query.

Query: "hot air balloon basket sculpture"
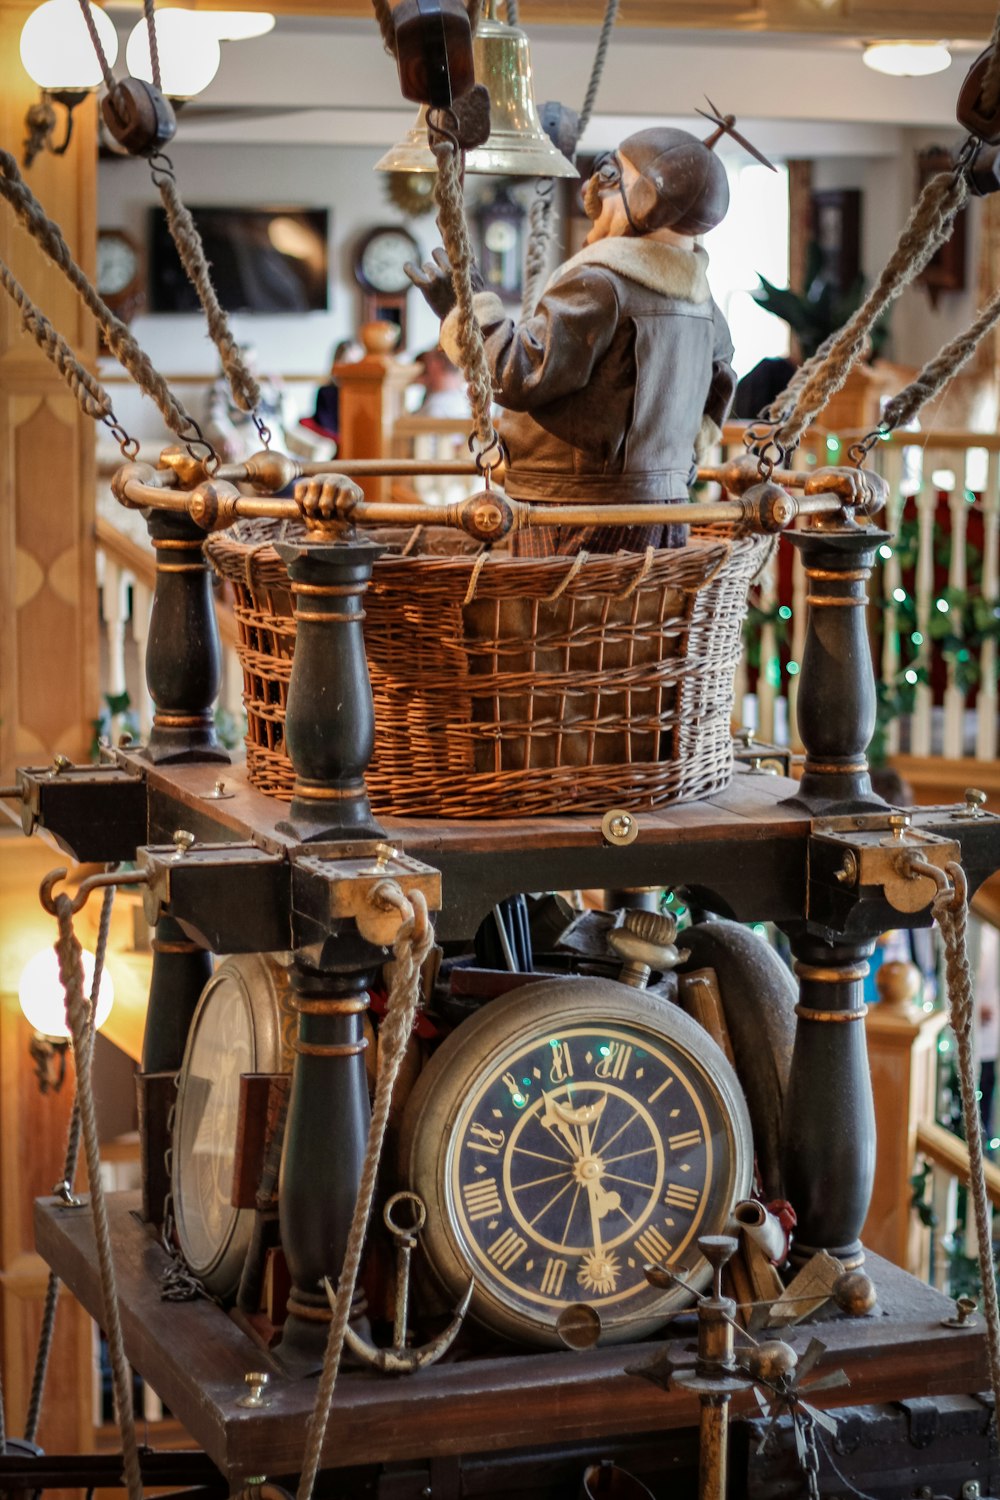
[205,520,771,818]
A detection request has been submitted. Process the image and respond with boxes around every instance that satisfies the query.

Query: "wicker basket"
[206,521,769,819]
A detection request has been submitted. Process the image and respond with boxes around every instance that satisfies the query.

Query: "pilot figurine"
[408,126,737,555]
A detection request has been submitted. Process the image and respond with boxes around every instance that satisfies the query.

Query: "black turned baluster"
[144,509,228,764]
[783,524,891,815]
[274,536,387,843]
[781,932,877,1266]
[141,915,213,1073]
[277,954,379,1373]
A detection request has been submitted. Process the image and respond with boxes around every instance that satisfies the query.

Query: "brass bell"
[375,0,578,179]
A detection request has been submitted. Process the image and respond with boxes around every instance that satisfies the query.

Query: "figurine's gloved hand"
[803,465,888,519]
[405,246,485,320]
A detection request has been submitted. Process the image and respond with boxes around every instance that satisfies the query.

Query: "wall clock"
[171,953,295,1301]
[97,228,144,322]
[399,977,754,1348]
[354,224,421,342]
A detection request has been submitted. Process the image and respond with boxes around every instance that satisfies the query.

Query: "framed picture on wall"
[810,188,861,293]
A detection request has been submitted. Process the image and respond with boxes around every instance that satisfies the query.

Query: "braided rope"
[770,170,968,452]
[0,151,195,439]
[73,0,116,91]
[23,886,116,1445]
[54,895,143,1500]
[506,0,518,21]
[431,139,497,453]
[0,258,112,420]
[880,281,1000,433]
[296,890,433,1500]
[142,0,162,92]
[934,864,1000,1429]
[151,162,262,415]
[577,0,620,138]
[521,184,555,318]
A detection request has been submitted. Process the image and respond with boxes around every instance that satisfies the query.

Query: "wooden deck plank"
[37,1194,990,1485]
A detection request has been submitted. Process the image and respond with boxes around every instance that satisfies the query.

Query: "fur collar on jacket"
[547,239,711,303]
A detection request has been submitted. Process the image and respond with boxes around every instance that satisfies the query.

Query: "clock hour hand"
[541,1090,583,1158]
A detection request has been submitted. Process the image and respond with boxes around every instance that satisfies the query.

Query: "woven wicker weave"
[206,520,769,818]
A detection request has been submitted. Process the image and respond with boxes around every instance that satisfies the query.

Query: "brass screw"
[172,829,196,855]
[237,1371,271,1408]
[942,1293,978,1329]
[610,814,632,838]
[215,778,226,795]
[888,812,911,842]
[50,753,72,776]
[735,727,755,749]
[118,731,134,748]
[835,851,858,886]
[964,787,987,817]
[374,841,398,870]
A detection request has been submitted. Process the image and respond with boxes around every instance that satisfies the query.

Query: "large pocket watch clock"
[399,977,754,1348]
[171,953,296,1300]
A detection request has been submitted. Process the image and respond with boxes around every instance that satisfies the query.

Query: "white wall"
[98,141,445,443]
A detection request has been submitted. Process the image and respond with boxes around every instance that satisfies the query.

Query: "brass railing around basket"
[111,448,888,544]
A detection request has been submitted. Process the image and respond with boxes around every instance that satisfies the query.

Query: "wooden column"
[0,0,100,1466]
[863,962,947,1278]
[334,323,420,502]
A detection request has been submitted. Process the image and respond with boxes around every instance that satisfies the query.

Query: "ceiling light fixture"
[126,9,222,100]
[862,41,952,77]
[19,0,118,166]
[201,10,276,41]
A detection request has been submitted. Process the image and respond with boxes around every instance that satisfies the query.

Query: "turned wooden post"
[334,323,421,503]
[784,523,890,815]
[143,508,228,764]
[864,962,947,1277]
[781,931,877,1266]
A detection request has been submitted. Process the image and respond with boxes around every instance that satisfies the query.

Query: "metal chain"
[158,1086,214,1302]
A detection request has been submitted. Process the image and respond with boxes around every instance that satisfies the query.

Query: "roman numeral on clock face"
[668,1129,701,1151]
[462,1177,503,1221]
[634,1225,673,1264]
[488,1227,527,1270]
[664,1182,700,1211]
[540,1257,568,1296]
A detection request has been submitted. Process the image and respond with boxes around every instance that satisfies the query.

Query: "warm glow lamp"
[19,0,118,166]
[18,946,114,1093]
[126,9,222,100]
[862,41,952,77]
[202,10,276,40]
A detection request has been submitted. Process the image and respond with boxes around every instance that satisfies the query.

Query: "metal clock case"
[171,953,295,1301]
[399,976,754,1349]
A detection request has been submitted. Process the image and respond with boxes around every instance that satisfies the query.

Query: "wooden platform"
[140,758,814,938]
[37,1193,990,1485]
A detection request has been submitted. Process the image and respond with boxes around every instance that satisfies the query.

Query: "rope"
[878,281,1000,433]
[73,0,116,91]
[431,137,497,454]
[577,0,620,139]
[505,0,518,24]
[521,183,555,319]
[150,160,262,416]
[296,889,433,1500]
[0,151,196,441]
[934,862,1000,1430]
[54,895,143,1500]
[0,258,113,421]
[142,0,162,92]
[23,886,116,1444]
[770,169,969,452]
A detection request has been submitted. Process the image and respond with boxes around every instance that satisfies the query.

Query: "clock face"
[172,954,294,1299]
[400,978,753,1347]
[357,227,420,294]
[97,231,140,297]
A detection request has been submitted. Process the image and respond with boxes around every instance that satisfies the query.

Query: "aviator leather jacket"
[440,238,736,521]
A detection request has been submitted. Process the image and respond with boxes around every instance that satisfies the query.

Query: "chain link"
[157,1081,213,1303]
[798,1411,821,1500]
[101,414,141,460]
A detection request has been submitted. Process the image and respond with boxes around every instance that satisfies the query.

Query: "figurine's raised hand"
[404,246,485,320]
[294,473,363,530]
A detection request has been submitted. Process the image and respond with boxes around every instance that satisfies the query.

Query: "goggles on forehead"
[588,150,640,235]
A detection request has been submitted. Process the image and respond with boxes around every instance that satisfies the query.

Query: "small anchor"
[330,1190,473,1375]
